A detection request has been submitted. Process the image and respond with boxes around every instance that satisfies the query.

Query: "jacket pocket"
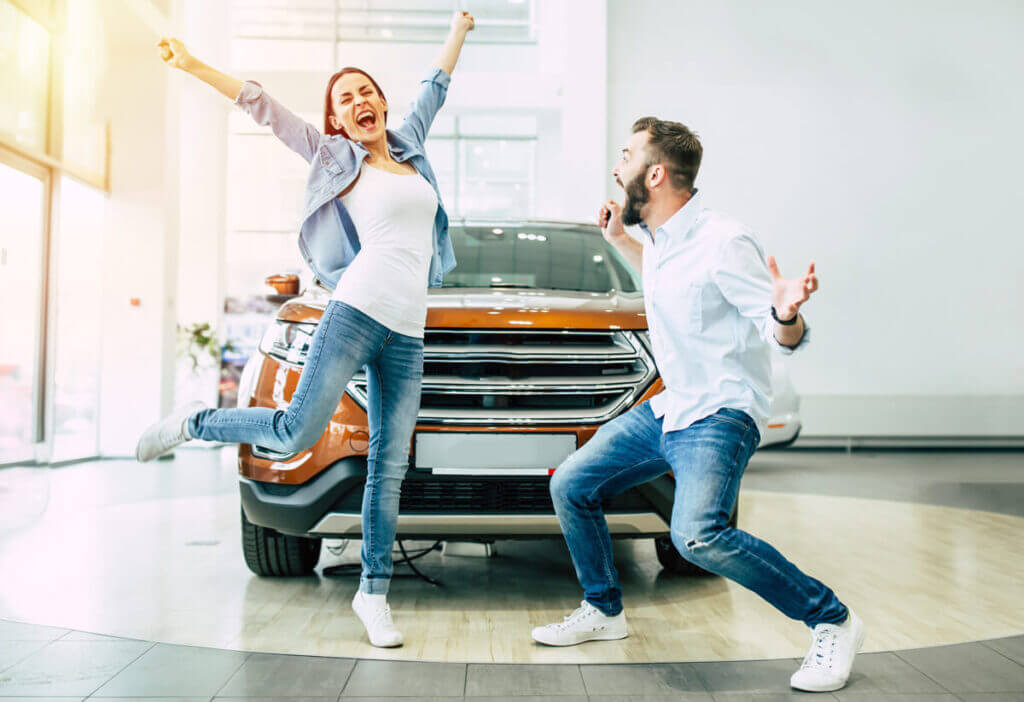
[318,146,342,176]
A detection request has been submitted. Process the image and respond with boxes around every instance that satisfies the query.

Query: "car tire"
[654,504,739,576]
[241,507,321,576]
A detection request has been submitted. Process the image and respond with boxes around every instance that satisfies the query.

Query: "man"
[531,117,863,693]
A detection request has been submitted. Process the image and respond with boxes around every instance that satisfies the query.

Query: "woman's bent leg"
[189,302,387,453]
[359,330,424,595]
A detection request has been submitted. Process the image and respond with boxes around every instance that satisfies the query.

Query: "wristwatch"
[771,306,799,326]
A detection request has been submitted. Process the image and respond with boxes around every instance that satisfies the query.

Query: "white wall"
[97,3,180,455]
[174,0,230,410]
[607,0,1024,437]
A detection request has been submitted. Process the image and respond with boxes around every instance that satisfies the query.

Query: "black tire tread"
[654,504,739,576]
[241,508,321,576]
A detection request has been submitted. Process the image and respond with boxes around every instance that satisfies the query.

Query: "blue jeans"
[189,301,423,595]
[550,401,848,627]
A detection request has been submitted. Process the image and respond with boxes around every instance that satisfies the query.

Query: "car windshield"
[441,224,641,293]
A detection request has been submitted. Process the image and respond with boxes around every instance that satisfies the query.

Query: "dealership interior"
[2,0,1023,699]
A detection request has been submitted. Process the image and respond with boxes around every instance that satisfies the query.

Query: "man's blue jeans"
[188,301,423,595]
[550,401,848,627]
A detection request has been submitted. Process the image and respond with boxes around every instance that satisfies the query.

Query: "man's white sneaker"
[134,401,206,462]
[352,591,403,648]
[531,600,628,646]
[790,610,866,692]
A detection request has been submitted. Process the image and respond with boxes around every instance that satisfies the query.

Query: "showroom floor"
[1,449,1023,699]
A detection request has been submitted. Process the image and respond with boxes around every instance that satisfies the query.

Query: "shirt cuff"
[770,318,811,355]
[424,67,452,88]
[233,80,264,105]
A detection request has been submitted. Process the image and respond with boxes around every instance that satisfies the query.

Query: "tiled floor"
[1,449,1023,699]
[0,620,1022,699]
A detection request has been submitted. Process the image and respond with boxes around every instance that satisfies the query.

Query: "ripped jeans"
[549,401,848,627]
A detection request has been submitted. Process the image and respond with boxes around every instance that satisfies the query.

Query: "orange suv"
[235,221,802,577]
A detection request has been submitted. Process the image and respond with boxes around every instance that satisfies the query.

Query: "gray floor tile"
[91,643,248,697]
[580,664,707,695]
[465,697,589,702]
[465,663,585,696]
[340,698,460,702]
[956,693,1024,701]
[341,659,467,697]
[590,694,713,701]
[60,630,137,642]
[0,698,88,702]
[898,642,1024,693]
[985,638,1024,667]
[217,653,354,697]
[841,652,946,694]
[713,694,838,701]
[0,620,71,641]
[215,698,339,702]
[0,640,152,696]
[0,640,48,672]
[834,694,959,701]
[690,659,801,693]
[94,698,211,702]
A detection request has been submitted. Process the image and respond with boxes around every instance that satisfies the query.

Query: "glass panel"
[51,176,104,462]
[0,0,51,152]
[459,138,533,217]
[62,0,106,175]
[442,225,641,293]
[232,0,534,43]
[0,162,45,464]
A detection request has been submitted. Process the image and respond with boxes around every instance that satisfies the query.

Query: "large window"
[426,114,536,218]
[232,0,537,44]
[0,159,47,464]
[0,0,52,152]
[51,175,104,462]
[0,0,110,465]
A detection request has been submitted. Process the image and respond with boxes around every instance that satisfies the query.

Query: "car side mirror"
[264,273,300,298]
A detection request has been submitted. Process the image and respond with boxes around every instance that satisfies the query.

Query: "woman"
[137,11,475,648]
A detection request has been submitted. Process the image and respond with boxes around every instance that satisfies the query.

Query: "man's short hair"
[631,117,702,192]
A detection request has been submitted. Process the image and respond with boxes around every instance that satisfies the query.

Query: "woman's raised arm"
[434,11,475,75]
[158,38,242,101]
[157,37,320,163]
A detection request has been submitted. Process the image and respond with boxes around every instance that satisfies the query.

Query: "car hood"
[277,288,648,330]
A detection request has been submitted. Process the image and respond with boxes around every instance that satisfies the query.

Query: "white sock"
[359,591,387,604]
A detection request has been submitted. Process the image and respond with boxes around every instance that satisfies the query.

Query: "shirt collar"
[639,188,702,243]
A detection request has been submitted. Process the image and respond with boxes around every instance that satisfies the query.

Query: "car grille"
[347,329,656,425]
[396,477,652,514]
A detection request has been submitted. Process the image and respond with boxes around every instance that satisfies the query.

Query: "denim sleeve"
[712,234,810,356]
[394,68,452,146]
[233,80,321,164]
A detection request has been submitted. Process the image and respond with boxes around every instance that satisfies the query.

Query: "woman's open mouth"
[356,110,377,130]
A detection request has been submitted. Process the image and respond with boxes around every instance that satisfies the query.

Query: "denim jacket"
[233,68,457,289]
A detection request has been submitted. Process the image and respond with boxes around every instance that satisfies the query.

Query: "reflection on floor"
[0,449,1022,666]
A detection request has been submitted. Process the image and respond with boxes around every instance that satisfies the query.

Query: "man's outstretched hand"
[768,257,819,321]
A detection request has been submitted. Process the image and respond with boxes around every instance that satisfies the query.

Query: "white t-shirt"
[331,164,438,338]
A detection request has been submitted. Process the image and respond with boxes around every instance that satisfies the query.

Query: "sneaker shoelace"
[800,624,839,671]
[552,602,594,631]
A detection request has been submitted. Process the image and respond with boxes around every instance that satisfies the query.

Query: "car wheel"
[654,504,739,576]
[241,507,321,576]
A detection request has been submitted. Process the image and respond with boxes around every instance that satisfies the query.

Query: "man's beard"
[621,171,649,226]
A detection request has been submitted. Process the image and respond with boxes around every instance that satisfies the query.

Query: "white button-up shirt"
[639,190,808,436]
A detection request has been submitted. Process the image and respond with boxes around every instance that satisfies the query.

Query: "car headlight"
[258,320,316,366]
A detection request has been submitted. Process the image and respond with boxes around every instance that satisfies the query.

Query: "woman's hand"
[451,10,475,35]
[157,37,193,71]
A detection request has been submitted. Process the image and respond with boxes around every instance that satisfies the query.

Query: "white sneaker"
[352,591,403,648]
[134,401,206,462]
[790,610,866,692]
[531,600,628,646]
